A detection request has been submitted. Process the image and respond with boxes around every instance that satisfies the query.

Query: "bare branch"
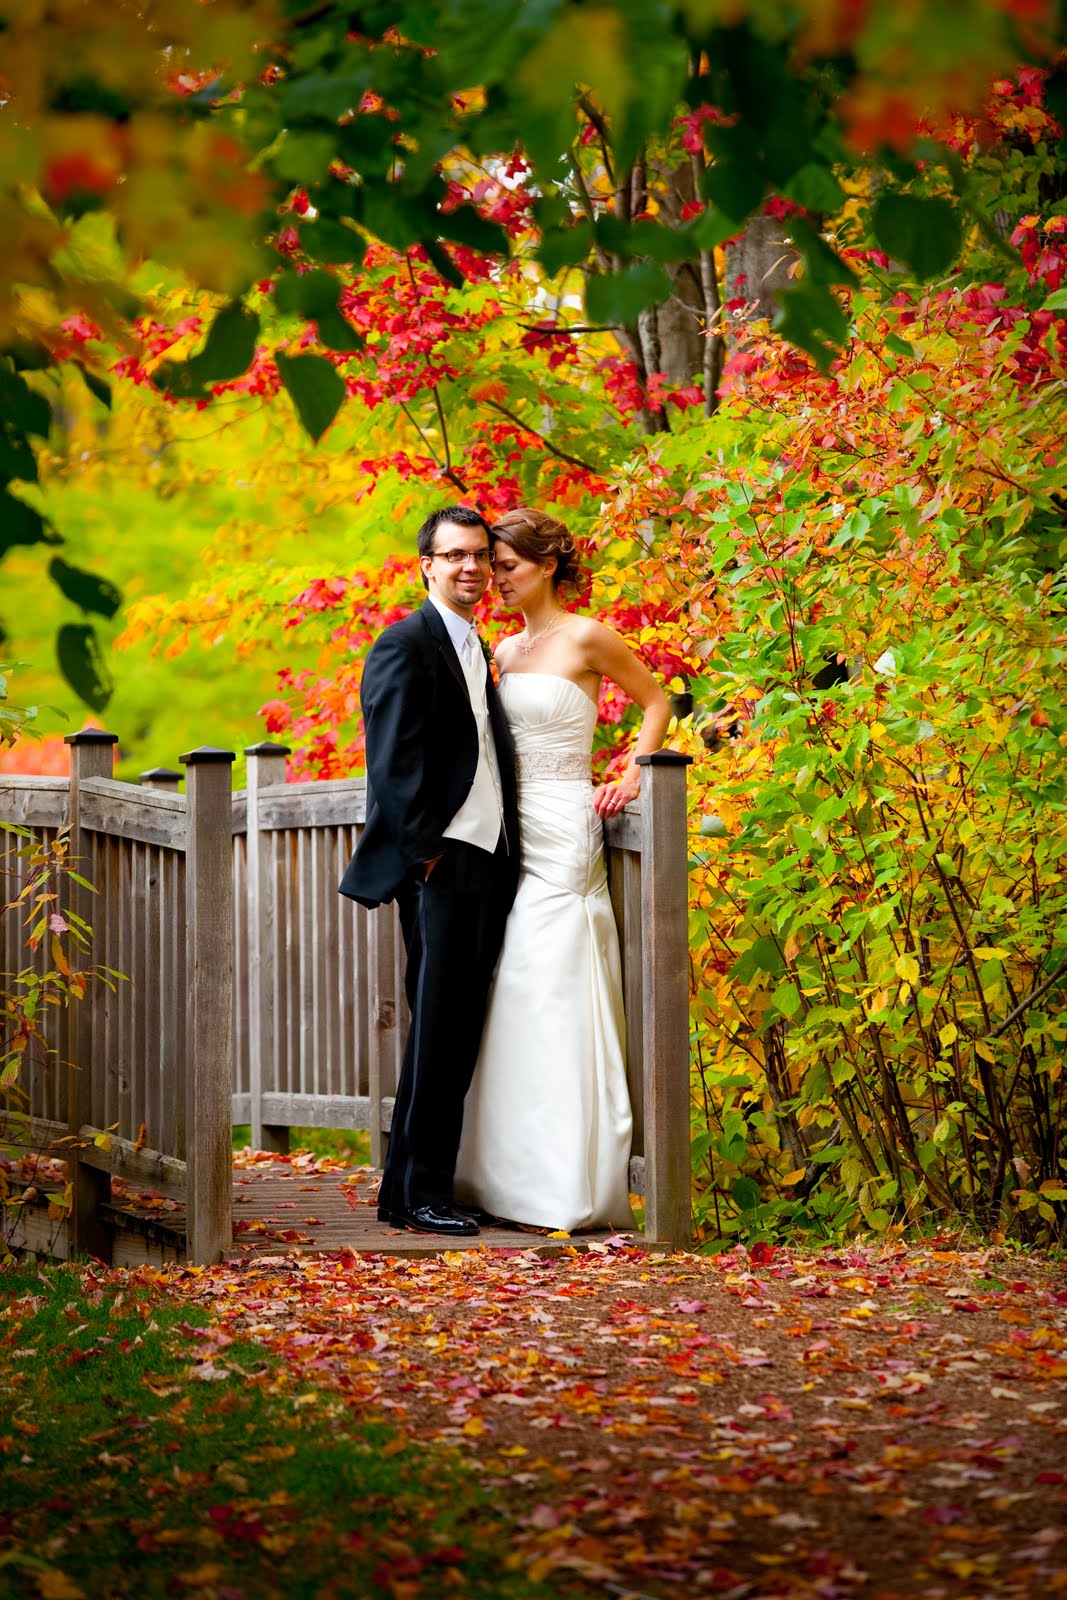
[480,398,603,476]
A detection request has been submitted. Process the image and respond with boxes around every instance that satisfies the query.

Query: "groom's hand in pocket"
[421,854,444,881]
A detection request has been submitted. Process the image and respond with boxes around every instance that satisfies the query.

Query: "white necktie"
[463,624,479,668]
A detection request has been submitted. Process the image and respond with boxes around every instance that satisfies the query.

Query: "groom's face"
[420,520,493,615]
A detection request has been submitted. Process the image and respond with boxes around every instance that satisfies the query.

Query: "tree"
[2,0,1063,701]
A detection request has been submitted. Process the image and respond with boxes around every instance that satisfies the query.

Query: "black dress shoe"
[386,1204,479,1236]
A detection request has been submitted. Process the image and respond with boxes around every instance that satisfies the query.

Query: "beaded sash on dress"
[515,750,592,781]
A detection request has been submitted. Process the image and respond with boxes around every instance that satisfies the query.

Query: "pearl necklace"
[517,610,565,656]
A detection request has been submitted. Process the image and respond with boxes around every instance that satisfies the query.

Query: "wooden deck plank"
[11,1161,630,1262]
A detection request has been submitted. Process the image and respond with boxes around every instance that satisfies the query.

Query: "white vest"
[443,638,505,854]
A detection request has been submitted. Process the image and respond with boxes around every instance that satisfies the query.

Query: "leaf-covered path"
[157,1238,1067,1599]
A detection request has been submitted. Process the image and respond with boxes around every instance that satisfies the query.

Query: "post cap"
[636,751,693,767]
[179,746,236,765]
[244,741,292,757]
[64,729,118,746]
[140,766,183,780]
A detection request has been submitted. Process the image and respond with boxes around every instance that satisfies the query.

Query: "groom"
[339,506,519,1235]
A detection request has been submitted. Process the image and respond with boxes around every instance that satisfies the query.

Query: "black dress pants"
[378,837,511,1214]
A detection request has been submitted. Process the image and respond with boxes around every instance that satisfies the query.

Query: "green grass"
[231,1127,373,1164]
[0,1259,572,1599]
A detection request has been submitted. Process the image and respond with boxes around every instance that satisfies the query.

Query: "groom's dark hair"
[416,505,493,588]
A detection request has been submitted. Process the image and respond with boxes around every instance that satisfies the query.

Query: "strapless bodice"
[499,673,596,781]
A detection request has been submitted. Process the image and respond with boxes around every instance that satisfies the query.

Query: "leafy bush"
[620,275,1067,1247]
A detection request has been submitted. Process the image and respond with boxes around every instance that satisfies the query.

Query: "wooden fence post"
[368,907,399,1170]
[244,741,290,1153]
[180,745,235,1264]
[636,750,693,1249]
[65,727,119,1262]
[139,767,182,792]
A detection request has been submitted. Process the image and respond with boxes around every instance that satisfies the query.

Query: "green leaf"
[297,218,366,267]
[537,222,593,278]
[688,208,743,252]
[273,269,341,318]
[421,238,464,289]
[789,219,857,286]
[187,301,260,383]
[48,557,122,620]
[0,491,59,556]
[273,269,363,347]
[783,163,845,213]
[0,427,38,481]
[437,205,509,257]
[0,367,51,437]
[76,363,112,409]
[731,1175,761,1212]
[275,352,346,443]
[56,623,113,712]
[314,310,363,354]
[701,157,765,224]
[774,280,850,371]
[625,220,698,265]
[585,263,672,327]
[270,130,337,185]
[1042,287,1067,312]
[281,69,375,124]
[731,934,786,983]
[872,194,962,280]
[884,333,916,358]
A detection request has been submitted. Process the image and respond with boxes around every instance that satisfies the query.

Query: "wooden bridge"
[1,731,692,1264]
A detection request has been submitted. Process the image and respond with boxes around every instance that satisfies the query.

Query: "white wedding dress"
[454,672,634,1232]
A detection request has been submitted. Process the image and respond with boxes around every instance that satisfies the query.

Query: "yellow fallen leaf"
[461,1415,485,1436]
[38,1574,86,1600]
[547,1229,571,1239]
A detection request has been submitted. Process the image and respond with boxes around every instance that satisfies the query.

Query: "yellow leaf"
[894,953,920,986]
[37,1573,86,1600]
[975,1040,996,1063]
[547,1229,571,1239]
[938,1023,958,1048]
[781,1168,807,1185]
[51,933,70,976]
[461,1415,485,1436]
[93,1131,111,1152]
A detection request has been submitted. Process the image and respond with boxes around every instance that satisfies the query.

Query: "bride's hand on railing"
[593,774,639,818]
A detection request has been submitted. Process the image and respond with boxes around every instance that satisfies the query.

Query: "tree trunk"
[725,210,797,325]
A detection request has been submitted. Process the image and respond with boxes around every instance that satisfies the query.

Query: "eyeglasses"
[431,548,495,567]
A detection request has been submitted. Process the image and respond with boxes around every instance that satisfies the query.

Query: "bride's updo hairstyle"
[491,509,583,594]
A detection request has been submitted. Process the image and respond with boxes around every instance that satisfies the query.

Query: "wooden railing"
[2,732,691,1262]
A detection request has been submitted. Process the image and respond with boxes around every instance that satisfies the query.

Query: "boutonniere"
[480,635,498,682]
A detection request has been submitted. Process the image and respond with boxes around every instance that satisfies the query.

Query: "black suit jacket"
[339,600,520,910]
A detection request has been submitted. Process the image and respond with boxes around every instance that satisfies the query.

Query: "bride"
[454,509,671,1232]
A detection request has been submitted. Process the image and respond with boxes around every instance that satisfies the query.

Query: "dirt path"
[159,1238,1067,1598]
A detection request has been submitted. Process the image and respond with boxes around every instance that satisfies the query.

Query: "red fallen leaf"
[922,1502,965,1525]
[1036,1471,1065,1484]
[749,1241,776,1266]
[954,1301,982,1313]
[670,1298,707,1314]
[209,1505,268,1541]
